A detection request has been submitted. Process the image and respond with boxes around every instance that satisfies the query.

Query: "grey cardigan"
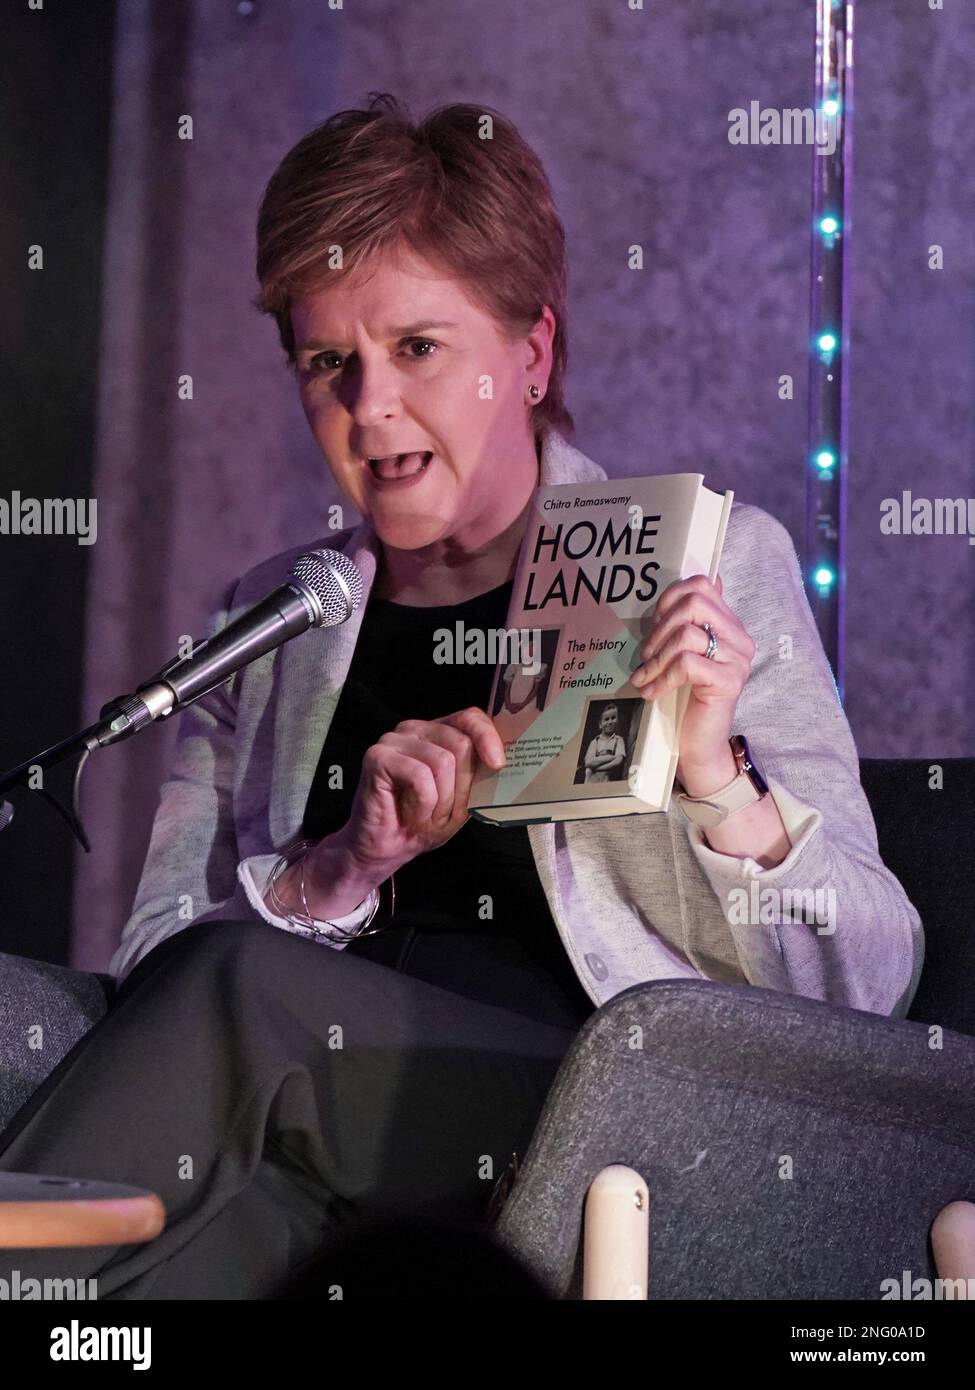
[109,429,925,1019]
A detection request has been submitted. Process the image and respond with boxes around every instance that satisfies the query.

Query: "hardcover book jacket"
[468,473,733,825]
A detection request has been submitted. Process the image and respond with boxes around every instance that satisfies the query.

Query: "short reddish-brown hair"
[254,92,575,442]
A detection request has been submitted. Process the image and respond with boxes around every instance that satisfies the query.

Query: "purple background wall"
[63,0,973,969]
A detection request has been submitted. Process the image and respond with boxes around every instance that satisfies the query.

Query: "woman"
[0,94,923,1299]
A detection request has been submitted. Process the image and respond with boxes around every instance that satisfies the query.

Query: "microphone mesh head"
[289,549,364,627]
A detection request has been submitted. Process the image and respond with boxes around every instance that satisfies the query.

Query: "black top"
[300,579,595,1029]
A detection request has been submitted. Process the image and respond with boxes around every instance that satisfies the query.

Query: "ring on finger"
[701,622,719,660]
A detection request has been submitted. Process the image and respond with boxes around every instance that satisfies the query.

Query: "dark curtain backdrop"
[0,0,116,965]
[1,0,972,971]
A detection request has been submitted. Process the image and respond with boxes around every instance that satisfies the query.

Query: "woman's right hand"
[301,707,507,912]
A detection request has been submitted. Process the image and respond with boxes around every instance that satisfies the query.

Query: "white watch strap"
[675,770,762,828]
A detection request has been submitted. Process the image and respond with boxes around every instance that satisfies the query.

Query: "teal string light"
[806,0,852,695]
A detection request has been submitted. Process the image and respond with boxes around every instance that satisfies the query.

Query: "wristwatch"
[674,734,770,828]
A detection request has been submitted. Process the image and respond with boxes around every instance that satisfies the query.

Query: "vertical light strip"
[806,0,853,697]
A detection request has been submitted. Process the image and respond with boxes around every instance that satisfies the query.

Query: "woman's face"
[290,243,554,553]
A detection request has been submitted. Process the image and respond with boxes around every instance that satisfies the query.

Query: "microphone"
[93,549,363,748]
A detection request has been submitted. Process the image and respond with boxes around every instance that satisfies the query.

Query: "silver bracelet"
[265,838,394,943]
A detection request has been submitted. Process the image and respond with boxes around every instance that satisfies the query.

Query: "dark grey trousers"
[0,919,582,1299]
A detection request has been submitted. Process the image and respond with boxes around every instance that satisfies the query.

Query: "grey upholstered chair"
[0,953,113,1134]
[490,756,975,1298]
[492,977,975,1298]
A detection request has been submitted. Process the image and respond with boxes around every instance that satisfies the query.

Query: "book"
[468,473,734,825]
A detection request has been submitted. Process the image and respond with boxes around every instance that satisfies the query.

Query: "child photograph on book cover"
[491,627,561,717]
[576,698,642,785]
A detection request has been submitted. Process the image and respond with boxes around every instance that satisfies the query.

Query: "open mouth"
[366,451,433,482]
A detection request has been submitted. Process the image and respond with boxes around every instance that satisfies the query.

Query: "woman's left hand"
[631,574,756,770]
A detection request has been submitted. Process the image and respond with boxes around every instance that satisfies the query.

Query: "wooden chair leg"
[583,1164,649,1300]
[0,1173,165,1249]
[931,1201,975,1295]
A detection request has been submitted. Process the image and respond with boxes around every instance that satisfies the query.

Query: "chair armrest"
[0,952,111,1136]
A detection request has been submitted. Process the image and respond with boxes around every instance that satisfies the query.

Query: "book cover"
[468,473,734,825]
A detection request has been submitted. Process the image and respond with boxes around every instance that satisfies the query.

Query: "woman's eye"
[308,352,342,373]
[405,337,438,360]
[306,338,438,375]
